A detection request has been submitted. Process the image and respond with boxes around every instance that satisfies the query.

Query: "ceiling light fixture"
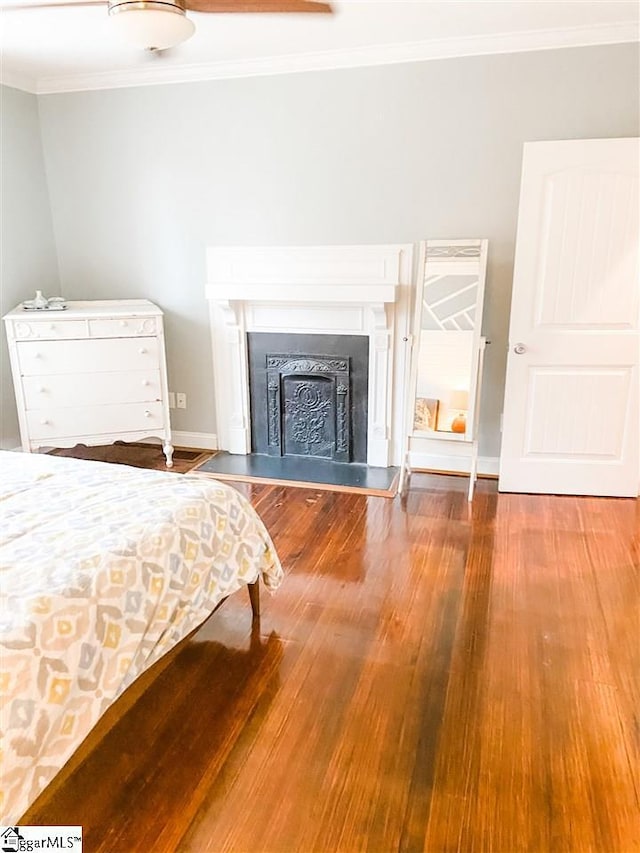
[107,0,195,52]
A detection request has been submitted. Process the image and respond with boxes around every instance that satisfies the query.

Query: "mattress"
[0,451,282,822]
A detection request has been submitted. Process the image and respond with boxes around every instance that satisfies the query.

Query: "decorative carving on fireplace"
[266,356,348,373]
[266,353,351,461]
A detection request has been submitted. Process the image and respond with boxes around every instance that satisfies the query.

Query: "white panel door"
[499,138,639,497]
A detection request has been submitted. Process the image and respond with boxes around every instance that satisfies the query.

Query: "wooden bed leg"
[248,580,260,620]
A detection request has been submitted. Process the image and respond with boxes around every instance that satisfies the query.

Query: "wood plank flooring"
[24,475,639,852]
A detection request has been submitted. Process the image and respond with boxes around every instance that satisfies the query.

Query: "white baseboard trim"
[172,431,218,451]
[409,452,500,477]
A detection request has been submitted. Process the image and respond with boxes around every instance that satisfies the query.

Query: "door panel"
[499,138,639,497]
[535,169,638,328]
[525,367,631,458]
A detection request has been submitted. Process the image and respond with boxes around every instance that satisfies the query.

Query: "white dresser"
[3,299,174,466]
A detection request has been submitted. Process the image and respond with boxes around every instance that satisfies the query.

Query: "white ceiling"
[1,0,638,94]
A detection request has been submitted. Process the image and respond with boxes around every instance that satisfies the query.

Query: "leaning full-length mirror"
[412,239,488,441]
[399,238,488,500]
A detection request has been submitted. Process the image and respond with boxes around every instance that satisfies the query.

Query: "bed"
[0,450,283,823]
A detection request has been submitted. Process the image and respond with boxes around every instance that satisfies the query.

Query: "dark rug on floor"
[48,442,214,474]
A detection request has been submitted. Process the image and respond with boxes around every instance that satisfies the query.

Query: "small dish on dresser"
[22,300,68,311]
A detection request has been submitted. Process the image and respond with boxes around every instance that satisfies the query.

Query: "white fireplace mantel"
[205,245,413,467]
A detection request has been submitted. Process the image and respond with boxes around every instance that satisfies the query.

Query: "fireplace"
[247,333,369,463]
[205,245,413,468]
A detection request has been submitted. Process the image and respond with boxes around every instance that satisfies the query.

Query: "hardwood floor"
[24,475,639,852]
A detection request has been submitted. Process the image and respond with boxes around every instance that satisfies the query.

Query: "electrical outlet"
[176,393,187,410]
[168,392,176,409]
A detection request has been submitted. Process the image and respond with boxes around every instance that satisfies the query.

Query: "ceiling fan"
[4,0,333,53]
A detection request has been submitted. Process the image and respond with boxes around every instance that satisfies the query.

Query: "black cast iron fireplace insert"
[248,333,369,464]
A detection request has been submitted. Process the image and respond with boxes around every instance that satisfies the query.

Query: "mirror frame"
[408,238,488,443]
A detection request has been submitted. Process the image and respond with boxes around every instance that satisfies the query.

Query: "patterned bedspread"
[0,451,282,822]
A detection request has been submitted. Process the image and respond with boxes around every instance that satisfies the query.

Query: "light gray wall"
[1,85,60,449]
[36,43,639,457]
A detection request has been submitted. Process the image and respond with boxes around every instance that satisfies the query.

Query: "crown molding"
[3,20,638,95]
[0,67,38,94]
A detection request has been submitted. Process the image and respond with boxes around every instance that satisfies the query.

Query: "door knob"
[513,343,527,355]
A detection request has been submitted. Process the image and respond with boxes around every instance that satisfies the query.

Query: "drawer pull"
[138,347,147,355]
[120,320,128,327]
[142,379,150,386]
[144,410,152,418]
[38,386,46,393]
[40,418,50,426]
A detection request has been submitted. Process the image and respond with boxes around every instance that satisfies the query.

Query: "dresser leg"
[163,442,174,468]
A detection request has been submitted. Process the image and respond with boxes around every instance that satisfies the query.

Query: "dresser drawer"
[22,371,162,410]
[17,337,160,376]
[12,319,88,341]
[26,401,165,440]
[88,317,157,338]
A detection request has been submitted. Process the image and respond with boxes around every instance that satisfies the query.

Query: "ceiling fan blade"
[2,0,105,9]
[184,0,331,12]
